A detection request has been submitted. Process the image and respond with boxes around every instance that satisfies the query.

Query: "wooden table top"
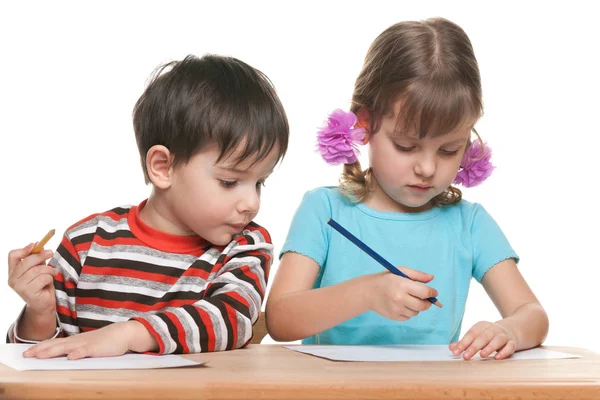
[1,345,599,399]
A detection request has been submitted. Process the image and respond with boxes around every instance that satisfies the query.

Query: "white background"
[1,1,598,352]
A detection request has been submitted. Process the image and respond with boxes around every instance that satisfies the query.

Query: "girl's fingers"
[463,328,496,360]
[404,294,432,313]
[494,340,516,360]
[480,334,509,358]
[397,267,434,283]
[453,322,487,355]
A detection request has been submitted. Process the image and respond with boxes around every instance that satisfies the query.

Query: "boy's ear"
[146,145,174,189]
[356,108,371,144]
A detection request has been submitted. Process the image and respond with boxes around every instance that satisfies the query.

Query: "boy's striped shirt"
[7,200,272,354]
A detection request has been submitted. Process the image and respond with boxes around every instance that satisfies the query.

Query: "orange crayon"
[31,229,55,254]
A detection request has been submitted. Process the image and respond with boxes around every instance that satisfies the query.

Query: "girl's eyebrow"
[391,133,469,146]
[391,130,414,138]
[443,138,469,146]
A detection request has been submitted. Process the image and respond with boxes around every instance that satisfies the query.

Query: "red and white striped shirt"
[7,200,272,354]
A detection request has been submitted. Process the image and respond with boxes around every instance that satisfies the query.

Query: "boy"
[6,54,289,358]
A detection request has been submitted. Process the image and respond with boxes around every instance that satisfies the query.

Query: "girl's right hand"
[8,244,58,314]
[364,268,438,321]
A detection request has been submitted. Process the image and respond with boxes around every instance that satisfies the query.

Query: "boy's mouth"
[229,223,246,231]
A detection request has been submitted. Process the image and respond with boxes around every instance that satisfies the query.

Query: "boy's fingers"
[7,244,35,272]
[23,340,53,358]
[67,346,89,360]
[12,251,53,280]
[36,341,73,359]
[28,271,55,290]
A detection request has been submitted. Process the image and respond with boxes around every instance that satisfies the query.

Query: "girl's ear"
[146,145,174,190]
[356,108,371,144]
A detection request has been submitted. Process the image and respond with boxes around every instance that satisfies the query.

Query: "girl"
[266,18,548,361]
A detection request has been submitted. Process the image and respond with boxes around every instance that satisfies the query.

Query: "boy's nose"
[238,190,260,214]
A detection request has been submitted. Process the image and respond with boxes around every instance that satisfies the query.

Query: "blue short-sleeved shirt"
[280,187,518,345]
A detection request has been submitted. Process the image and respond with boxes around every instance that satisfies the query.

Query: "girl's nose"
[414,155,436,178]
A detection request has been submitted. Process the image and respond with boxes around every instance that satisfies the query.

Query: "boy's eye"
[395,144,415,152]
[219,180,238,188]
[256,181,266,189]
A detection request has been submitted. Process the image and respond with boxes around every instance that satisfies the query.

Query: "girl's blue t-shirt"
[280,187,518,345]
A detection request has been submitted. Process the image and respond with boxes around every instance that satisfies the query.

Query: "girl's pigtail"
[339,162,372,203]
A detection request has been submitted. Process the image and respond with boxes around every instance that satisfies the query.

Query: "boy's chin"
[207,232,237,246]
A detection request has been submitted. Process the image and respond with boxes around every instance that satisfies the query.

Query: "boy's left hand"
[449,321,516,360]
[23,321,152,360]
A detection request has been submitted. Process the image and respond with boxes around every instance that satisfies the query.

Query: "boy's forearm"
[17,307,58,341]
[496,302,549,351]
[124,320,159,353]
[266,275,372,342]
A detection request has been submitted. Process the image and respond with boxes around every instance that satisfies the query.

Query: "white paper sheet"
[0,344,203,371]
[285,344,581,362]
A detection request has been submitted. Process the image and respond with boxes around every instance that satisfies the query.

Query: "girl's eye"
[219,180,238,188]
[439,149,459,156]
[256,181,266,189]
[395,144,415,152]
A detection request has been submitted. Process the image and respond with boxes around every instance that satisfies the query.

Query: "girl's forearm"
[496,302,549,351]
[266,275,372,342]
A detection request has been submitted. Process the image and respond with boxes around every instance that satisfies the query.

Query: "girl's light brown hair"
[342,18,483,206]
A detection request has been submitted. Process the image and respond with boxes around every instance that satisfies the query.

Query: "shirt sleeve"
[131,224,273,354]
[280,188,333,268]
[6,233,82,343]
[6,308,62,344]
[470,204,519,282]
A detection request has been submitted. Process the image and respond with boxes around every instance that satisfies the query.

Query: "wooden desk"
[1,345,598,399]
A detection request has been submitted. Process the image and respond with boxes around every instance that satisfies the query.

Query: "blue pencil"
[327,218,442,308]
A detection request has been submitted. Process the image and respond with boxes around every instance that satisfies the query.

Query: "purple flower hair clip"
[453,140,495,187]
[316,109,366,165]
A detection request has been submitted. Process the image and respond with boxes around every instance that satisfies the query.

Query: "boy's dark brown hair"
[343,18,483,206]
[133,54,289,184]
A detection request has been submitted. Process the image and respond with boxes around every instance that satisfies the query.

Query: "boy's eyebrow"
[217,166,275,178]
[217,166,249,174]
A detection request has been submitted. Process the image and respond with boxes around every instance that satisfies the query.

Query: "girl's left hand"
[22,321,143,360]
[449,321,517,360]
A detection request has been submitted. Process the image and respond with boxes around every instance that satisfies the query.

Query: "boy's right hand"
[364,268,437,321]
[8,244,58,314]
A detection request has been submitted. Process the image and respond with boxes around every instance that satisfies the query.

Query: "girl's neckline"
[355,201,441,221]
